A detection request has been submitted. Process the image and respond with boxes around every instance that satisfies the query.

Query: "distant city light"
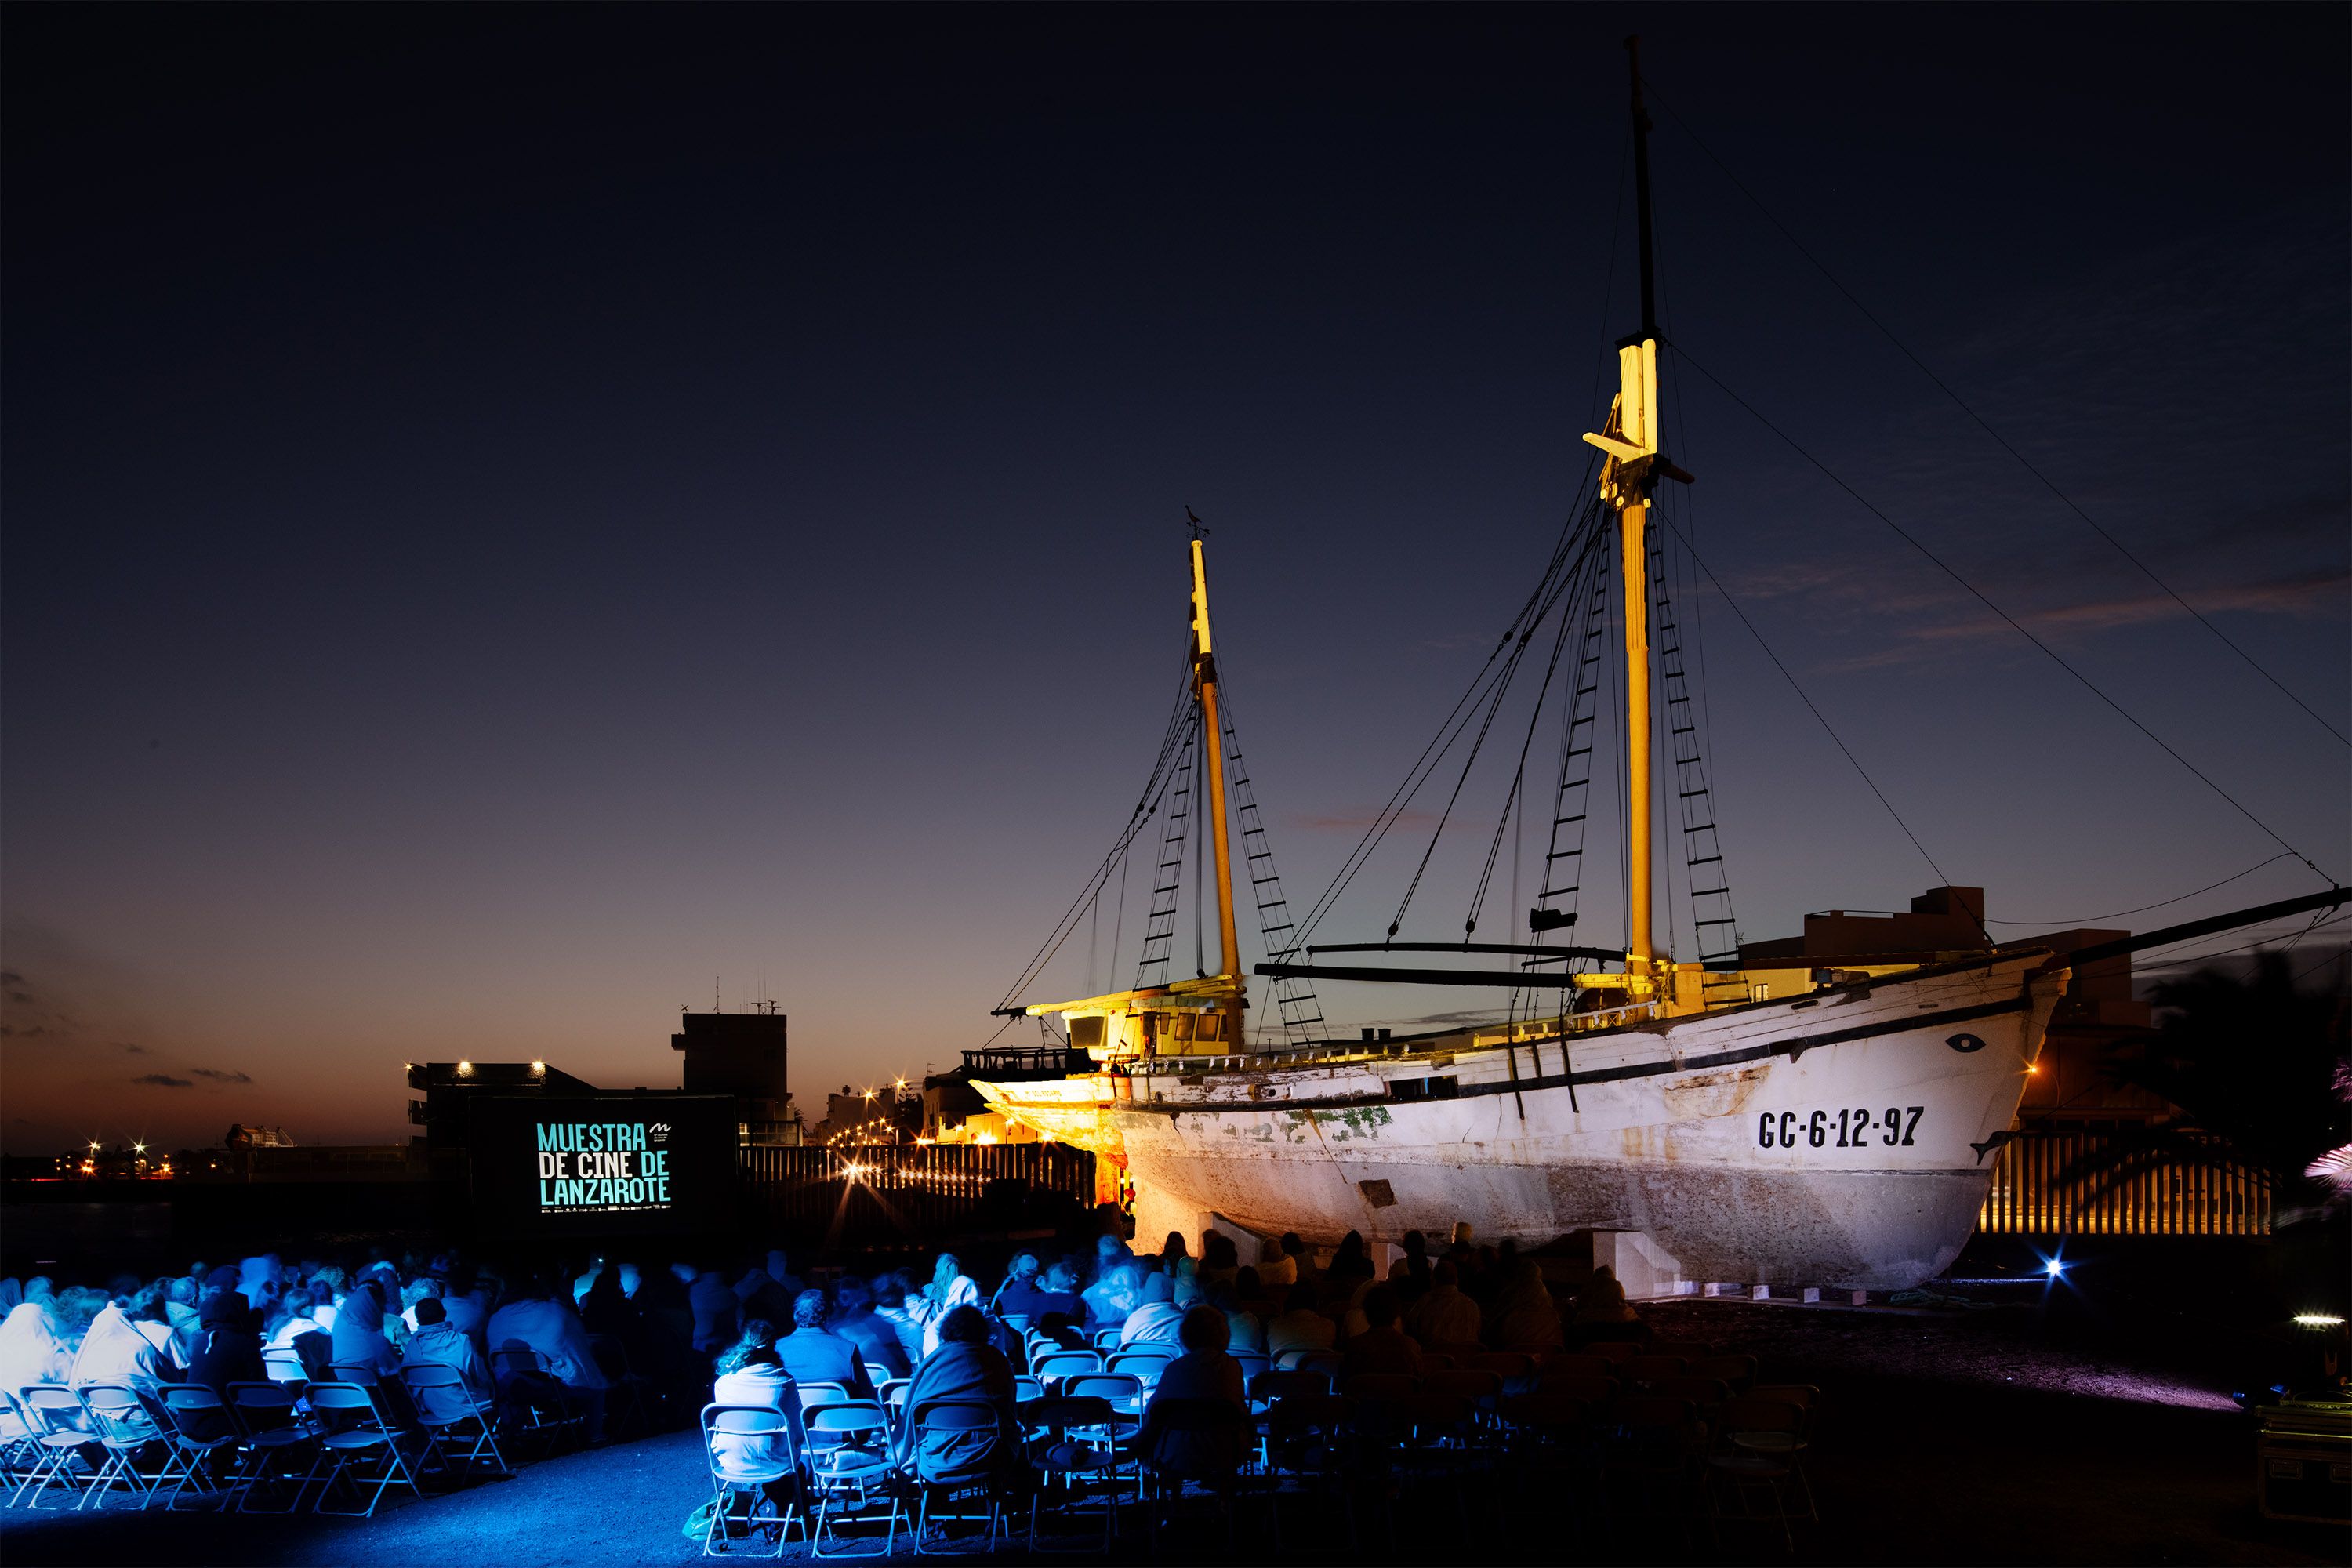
[530,1060,545,1074]
[2292,1313,2346,1328]
[2044,1258,2067,1277]
[88,1142,100,1152]
[132,1142,145,1153]
[457,1060,473,1074]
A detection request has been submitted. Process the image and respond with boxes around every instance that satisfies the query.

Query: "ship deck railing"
[1109,1000,1658,1076]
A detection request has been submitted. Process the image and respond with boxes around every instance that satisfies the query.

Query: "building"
[406,1060,601,1149]
[671,1008,798,1143]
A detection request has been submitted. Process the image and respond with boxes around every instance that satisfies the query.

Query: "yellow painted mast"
[1190,536,1246,1044]
[1582,36,1690,987]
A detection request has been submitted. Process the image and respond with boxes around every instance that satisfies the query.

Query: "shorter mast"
[1191,536,1246,1044]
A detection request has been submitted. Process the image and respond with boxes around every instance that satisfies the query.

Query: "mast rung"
[1687,855,1723,866]
[1693,916,1737,927]
[1544,850,1582,862]
[1552,814,1587,826]
[1678,789,1711,798]
[1671,725,1696,736]
[1565,746,1592,759]
[1540,888,1579,899]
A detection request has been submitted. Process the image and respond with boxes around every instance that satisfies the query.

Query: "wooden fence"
[1976,1130,2273,1236]
[736,1142,1098,1244]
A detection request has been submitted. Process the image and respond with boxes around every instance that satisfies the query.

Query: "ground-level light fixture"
[457,1060,473,1074]
[2292,1313,2346,1328]
[531,1060,545,1074]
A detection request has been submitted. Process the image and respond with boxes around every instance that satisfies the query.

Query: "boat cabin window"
[1389,1076,1459,1102]
[1069,1016,1105,1051]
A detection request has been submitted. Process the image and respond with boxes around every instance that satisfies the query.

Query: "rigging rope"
[1670,344,2338,888]
[1641,80,2350,753]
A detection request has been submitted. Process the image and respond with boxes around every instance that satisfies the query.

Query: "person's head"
[1173,1276,1204,1309]
[1094,1236,1125,1270]
[1279,1232,1304,1259]
[936,1305,989,1347]
[1403,1229,1426,1258]
[833,1279,873,1316]
[403,1277,441,1310]
[199,1290,252,1334]
[129,1285,170,1323]
[1006,1252,1040,1283]
[1044,1261,1078,1293]
[793,1290,827,1330]
[1141,1272,1174,1305]
[765,1250,790,1282]
[167,1276,198,1307]
[53,1286,108,1333]
[1337,1230,1364,1261]
[1432,1260,1459,1290]
[737,1319,779,1352]
[1202,1232,1236,1270]
[932,1254,961,1288]
[1177,1305,1229,1355]
[670,1261,699,1286]
[1235,1266,1262,1301]
[1361,1285,1401,1330]
[1283,1282,1318,1316]
[740,1344,780,1368]
[413,1296,447,1328]
[1160,1231,1188,1261]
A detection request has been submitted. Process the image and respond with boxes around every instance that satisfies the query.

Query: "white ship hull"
[978,954,2064,1291]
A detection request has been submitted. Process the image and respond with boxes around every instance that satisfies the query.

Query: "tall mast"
[1189,536,1245,1040]
[1582,34,1690,982]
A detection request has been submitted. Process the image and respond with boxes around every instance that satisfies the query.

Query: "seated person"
[1339,1285,1421,1377]
[401,1297,495,1423]
[1119,1273,1187,1348]
[187,1290,266,1396]
[894,1305,1017,1476]
[1265,1282,1336,1359]
[1209,1275,1266,1355]
[1406,1260,1483,1348]
[1131,1305,1247,1479]
[1081,1258,1142,1338]
[990,1253,1046,1318]
[711,1323,794,1410]
[777,1290,873,1397]
[827,1281,909,1383]
[487,1273,611,1441]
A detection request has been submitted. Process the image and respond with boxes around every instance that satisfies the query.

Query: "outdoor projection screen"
[466,1095,735,1240]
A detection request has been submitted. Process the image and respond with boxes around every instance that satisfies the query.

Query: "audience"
[1338,1285,1421,1377]
[1405,1259,1482,1346]
[1266,1282,1337,1358]
[187,1289,266,1395]
[401,1295,495,1422]
[895,1304,1017,1475]
[1133,1303,1247,1478]
[778,1289,873,1397]
[1490,1260,1566,1352]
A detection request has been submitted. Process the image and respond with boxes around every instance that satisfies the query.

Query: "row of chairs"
[0,1377,484,1519]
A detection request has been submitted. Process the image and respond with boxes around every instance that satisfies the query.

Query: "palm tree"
[2056,949,2350,1224]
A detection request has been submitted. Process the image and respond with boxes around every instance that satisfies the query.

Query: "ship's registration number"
[1757,1106,1922,1149]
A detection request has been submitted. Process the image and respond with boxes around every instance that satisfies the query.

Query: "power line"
[1982,855,2296,927]
[1671,344,2336,887]
[1642,80,2351,752]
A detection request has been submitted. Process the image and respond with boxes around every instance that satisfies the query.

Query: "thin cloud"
[116,1042,147,1054]
[132,1073,193,1089]
[189,1068,252,1084]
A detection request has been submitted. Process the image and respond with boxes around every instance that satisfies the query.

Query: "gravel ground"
[2,1297,2342,1566]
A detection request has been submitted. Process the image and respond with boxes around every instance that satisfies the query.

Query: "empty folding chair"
[794,1381,852,1412]
[399,1361,510,1479]
[155,1386,243,1511]
[489,1346,577,1457]
[303,1382,422,1518]
[12,1385,100,1510]
[1230,1350,1270,1385]
[79,1384,167,1510]
[224,1379,318,1514]
[1022,1394,1120,1553]
[700,1403,804,1558]
[1688,1354,1758,1396]
[1135,1397,1249,1554]
[0,1389,44,1495]
[1090,1327,1122,1351]
[1706,1395,1811,1549]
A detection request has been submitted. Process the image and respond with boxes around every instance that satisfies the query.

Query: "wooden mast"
[1583,34,1688,984]
[1190,537,1245,1043]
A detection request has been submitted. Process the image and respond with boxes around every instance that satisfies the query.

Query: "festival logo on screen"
[535,1119,674,1214]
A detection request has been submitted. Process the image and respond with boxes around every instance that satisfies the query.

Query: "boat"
[972,41,2344,1292]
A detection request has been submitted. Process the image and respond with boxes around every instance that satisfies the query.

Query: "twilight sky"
[4,6,2346,1153]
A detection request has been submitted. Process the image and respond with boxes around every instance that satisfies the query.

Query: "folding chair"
[907,1399,1012,1555]
[1281,1348,1343,1384]
[225,1379,318,1513]
[700,1403,804,1558]
[261,1346,309,1388]
[1137,1398,1250,1554]
[303,1382,422,1517]
[0,1389,44,1495]
[1605,1394,1699,1537]
[1581,1340,1642,1367]
[1091,1327,1123,1351]
[155,1386,243,1511]
[1030,1349,1100,1392]
[1104,1348,1174,1395]
[794,1380,852,1413]
[1706,1395,1811,1550]
[589,1334,652,1438]
[1688,1354,1758,1396]
[1013,1376,1045,1406]
[1264,1392,1354,1548]
[12,1385,101,1510]
[1061,1373,1143,1454]
[399,1362,511,1479]
[490,1347,578,1458]
[79,1383,168,1510]
[804,1399,899,1559]
[1621,1354,1687,1387]
[1022,1394,1120,1553]
[1230,1350,1271,1385]
[872,1379,912,1440]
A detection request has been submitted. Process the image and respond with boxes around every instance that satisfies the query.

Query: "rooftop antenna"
[1185,506,1208,541]
[714,975,720,1013]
